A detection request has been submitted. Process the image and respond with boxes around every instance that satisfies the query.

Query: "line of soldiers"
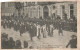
[1,18,55,40]
[1,16,77,40]
[1,16,77,48]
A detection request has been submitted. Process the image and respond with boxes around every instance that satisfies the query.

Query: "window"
[70,4,74,18]
[1,2,5,9]
[8,3,11,7]
[70,4,74,9]
[70,10,74,18]
[62,5,65,19]
[62,5,65,9]
[8,2,14,7]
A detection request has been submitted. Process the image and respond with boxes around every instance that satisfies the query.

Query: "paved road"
[1,27,77,49]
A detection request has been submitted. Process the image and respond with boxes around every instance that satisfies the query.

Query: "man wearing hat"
[66,35,77,48]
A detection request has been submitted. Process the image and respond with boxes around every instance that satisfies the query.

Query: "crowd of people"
[1,33,28,49]
[1,15,77,49]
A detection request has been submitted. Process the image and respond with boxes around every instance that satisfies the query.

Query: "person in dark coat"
[6,20,10,28]
[19,24,23,36]
[15,40,22,49]
[24,41,28,48]
[1,20,4,28]
[29,24,34,41]
[46,24,50,36]
[8,20,12,29]
[25,23,30,32]
[58,22,63,36]
[2,20,7,29]
[13,22,18,31]
[1,33,8,49]
[8,37,15,49]
[16,22,20,31]
[32,24,37,37]
[66,35,77,48]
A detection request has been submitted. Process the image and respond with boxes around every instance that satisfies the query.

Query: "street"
[1,27,77,48]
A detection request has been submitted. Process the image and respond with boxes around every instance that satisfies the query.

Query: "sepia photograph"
[1,1,77,49]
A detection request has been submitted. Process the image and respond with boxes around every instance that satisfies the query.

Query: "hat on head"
[71,35,76,38]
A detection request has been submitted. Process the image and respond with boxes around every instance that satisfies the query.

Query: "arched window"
[43,6,49,19]
[70,4,74,19]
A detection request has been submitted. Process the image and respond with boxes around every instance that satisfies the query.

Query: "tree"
[15,2,23,17]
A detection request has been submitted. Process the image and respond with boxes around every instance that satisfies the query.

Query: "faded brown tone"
[0,0,80,50]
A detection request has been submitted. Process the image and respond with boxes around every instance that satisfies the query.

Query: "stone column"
[68,4,70,19]
[47,5,50,17]
[28,7,30,17]
[38,6,39,18]
[42,6,44,19]
[65,3,70,19]
[31,6,33,18]
[74,3,77,19]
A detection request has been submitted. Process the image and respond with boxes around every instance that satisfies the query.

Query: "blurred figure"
[50,24,54,37]
[46,24,50,36]
[32,24,37,37]
[15,40,22,49]
[36,23,41,39]
[3,20,7,29]
[29,24,34,41]
[58,22,63,36]
[8,37,15,49]
[20,24,23,36]
[66,35,77,48]
[20,23,25,36]
[42,24,47,38]
[8,20,12,29]
[24,41,28,48]
[1,33,8,49]
[29,46,34,49]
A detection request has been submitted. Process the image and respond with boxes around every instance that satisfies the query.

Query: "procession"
[1,2,77,49]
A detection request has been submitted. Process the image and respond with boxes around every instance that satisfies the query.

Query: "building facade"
[1,2,16,16]
[23,2,77,20]
[1,2,77,20]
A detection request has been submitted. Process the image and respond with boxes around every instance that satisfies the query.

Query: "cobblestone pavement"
[1,27,77,49]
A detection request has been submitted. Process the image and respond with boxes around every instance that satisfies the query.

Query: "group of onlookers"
[1,33,28,49]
